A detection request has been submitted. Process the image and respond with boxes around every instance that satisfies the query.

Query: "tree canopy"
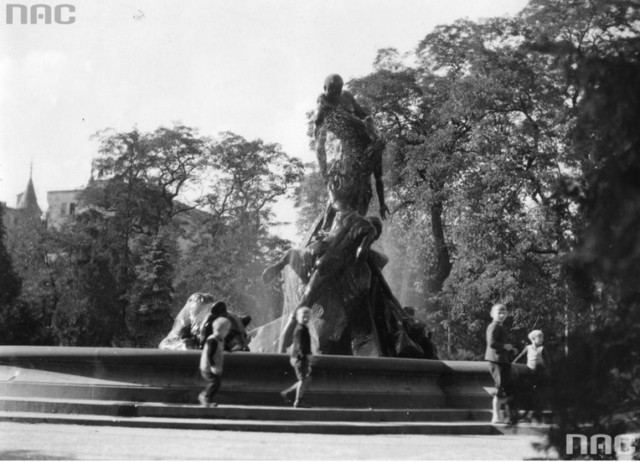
[292,0,638,454]
[2,124,302,346]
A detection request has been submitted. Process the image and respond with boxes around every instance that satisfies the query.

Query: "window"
[69,202,76,215]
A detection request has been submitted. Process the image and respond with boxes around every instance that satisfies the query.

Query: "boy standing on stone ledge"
[485,303,516,424]
[199,317,231,407]
[280,306,313,408]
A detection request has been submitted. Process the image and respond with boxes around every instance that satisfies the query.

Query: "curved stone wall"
[0,346,523,409]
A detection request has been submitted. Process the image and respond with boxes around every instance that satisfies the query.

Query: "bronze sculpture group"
[256,74,435,358]
[161,74,436,359]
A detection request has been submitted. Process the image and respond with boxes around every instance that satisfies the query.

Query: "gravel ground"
[0,421,555,460]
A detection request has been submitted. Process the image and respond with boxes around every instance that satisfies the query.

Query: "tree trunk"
[428,199,452,294]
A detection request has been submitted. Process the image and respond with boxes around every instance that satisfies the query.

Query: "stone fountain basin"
[0,346,523,409]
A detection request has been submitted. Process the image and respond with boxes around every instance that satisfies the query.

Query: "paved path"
[0,422,554,460]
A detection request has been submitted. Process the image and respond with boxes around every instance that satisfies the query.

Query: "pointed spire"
[16,163,41,215]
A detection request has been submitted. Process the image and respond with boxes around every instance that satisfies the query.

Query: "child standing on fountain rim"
[484,303,517,424]
[280,306,313,408]
[198,317,231,407]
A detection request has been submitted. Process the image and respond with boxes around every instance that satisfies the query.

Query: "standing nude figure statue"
[314,74,389,227]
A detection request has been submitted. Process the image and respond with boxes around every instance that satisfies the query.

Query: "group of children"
[485,303,551,424]
[198,306,313,408]
[197,301,549,421]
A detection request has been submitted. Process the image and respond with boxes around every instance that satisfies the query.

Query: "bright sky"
[0,0,527,239]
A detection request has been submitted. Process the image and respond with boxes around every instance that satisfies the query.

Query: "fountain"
[0,75,525,433]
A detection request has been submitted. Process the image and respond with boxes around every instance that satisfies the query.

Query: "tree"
[0,204,42,346]
[88,125,210,291]
[293,163,328,235]
[347,0,640,451]
[51,210,121,346]
[76,124,212,344]
[517,0,640,455]
[342,2,619,358]
[347,67,450,308]
[4,206,58,345]
[201,132,304,228]
[174,132,304,326]
[128,235,175,347]
[0,204,21,307]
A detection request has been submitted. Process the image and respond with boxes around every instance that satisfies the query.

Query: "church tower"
[15,163,42,217]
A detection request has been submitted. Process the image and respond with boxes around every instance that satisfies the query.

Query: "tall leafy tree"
[0,204,42,346]
[51,210,121,346]
[88,124,210,296]
[417,15,577,354]
[4,207,58,344]
[128,234,175,347]
[293,163,328,235]
[342,0,632,358]
[345,0,640,452]
[516,0,640,455]
[77,124,212,343]
[175,133,303,326]
[0,204,21,307]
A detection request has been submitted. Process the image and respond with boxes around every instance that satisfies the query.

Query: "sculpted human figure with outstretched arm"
[314,74,389,222]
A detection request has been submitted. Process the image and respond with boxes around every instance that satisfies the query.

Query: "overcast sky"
[0,0,527,239]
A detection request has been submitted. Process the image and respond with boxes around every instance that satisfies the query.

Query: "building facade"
[46,189,82,230]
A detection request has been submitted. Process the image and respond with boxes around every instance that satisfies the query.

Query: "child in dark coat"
[485,303,516,423]
[280,306,313,408]
[198,317,231,407]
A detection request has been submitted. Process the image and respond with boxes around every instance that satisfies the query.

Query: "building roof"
[16,176,41,215]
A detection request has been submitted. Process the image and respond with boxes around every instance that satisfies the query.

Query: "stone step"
[0,346,550,436]
[0,410,549,435]
[0,397,492,422]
